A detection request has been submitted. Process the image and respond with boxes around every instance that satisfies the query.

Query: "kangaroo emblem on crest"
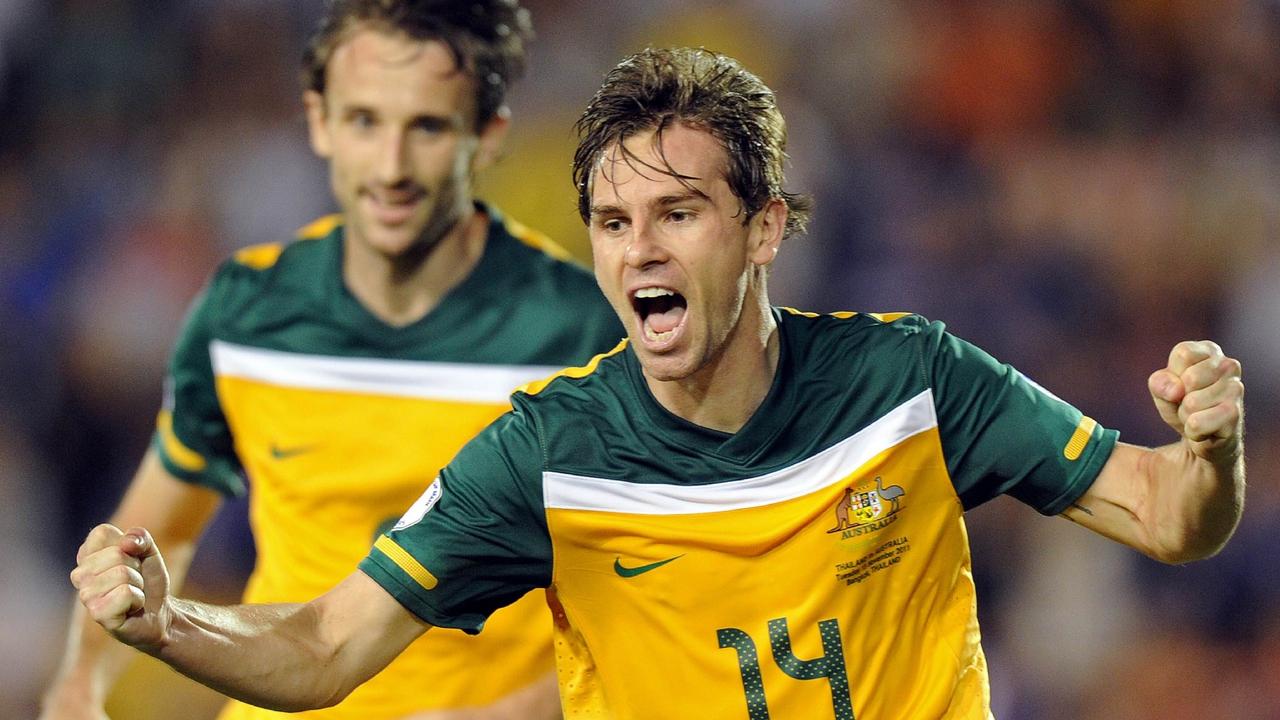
[827,487,856,533]
[827,476,906,534]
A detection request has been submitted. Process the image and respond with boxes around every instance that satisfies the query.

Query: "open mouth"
[631,287,688,345]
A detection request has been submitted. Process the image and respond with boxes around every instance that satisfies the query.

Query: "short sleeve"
[153,272,244,496]
[922,320,1119,515]
[358,408,552,633]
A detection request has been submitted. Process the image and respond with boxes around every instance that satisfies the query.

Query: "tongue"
[646,305,685,334]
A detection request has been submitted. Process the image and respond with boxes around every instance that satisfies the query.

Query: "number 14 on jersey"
[717,617,855,719]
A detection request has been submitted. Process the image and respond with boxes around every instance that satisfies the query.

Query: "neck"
[646,293,779,434]
[342,208,487,327]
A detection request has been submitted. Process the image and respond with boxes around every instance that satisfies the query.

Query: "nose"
[624,221,669,269]
[374,130,410,185]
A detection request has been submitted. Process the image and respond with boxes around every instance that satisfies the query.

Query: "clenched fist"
[70,524,172,652]
[1148,340,1244,466]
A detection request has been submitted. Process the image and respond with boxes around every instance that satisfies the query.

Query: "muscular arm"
[72,526,430,712]
[42,448,222,719]
[157,572,430,711]
[1061,341,1245,564]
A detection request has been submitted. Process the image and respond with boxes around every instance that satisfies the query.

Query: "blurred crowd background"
[2,0,1278,718]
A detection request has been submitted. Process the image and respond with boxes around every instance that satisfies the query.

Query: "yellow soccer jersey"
[154,206,623,719]
[362,310,1117,719]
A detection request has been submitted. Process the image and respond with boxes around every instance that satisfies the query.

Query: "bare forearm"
[141,572,424,712]
[74,526,427,713]
[147,598,348,712]
[1068,441,1245,564]
[1142,440,1244,562]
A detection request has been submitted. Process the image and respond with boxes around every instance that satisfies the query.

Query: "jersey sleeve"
[358,406,552,634]
[917,318,1119,515]
[152,268,245,497]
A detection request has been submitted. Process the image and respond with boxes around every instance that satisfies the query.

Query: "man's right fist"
[70,524,171,651]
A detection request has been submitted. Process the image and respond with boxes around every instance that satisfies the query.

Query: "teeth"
[634,287,674,299]
[643,326,674,341]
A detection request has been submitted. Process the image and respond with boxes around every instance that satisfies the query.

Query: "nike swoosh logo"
[614,554,684,578]
[270,443,317,460]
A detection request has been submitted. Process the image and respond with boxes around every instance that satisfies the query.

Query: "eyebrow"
[656,190,710,206]
[588,190,711,219]
[336,102,460,126]
[588,203,625,219]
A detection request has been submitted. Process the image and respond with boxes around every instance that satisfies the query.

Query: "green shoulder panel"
[508,343,655,480]
[769,311,1116,514]
[755,311,1117,514]
[197,231,340,356]
[359,407,552,632]
[913,315,1118,514]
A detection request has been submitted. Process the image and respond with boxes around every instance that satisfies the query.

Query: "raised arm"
[41,448,223,720]
[70,524,430,712]
[1062,341,1245,563]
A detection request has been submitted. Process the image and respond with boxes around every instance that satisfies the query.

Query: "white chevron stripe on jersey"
[543,388,938,514]
[210,340,561,404]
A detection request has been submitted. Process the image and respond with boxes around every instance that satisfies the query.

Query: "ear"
[472,106,511,172]
[747,198,787,267]
[303,90,333,159]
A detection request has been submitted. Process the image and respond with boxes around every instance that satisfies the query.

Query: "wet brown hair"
[573,47,812,239]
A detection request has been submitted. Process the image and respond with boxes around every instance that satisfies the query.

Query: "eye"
[602,218,627,233]
[411,117,451,135]
[667,209,693,223]
[347,110,376,131]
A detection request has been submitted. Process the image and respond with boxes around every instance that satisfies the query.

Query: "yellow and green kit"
[363,309,1116,719]
[155,205,623,719]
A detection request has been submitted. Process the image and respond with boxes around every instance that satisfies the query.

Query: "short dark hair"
[573,47,812,239]
[302,0,533,128]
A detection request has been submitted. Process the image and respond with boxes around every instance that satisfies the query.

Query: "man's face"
[304,28,506,259]
[588,123,781,382]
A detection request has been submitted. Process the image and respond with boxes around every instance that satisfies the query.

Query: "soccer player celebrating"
[43,3,620,719]
[68,48,1244,719]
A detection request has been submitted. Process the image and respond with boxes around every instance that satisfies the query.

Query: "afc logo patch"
[392,477,443,532]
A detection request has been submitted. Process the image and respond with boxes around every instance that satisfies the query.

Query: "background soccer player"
[68,47,1244,719]
[41,2,620,719]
